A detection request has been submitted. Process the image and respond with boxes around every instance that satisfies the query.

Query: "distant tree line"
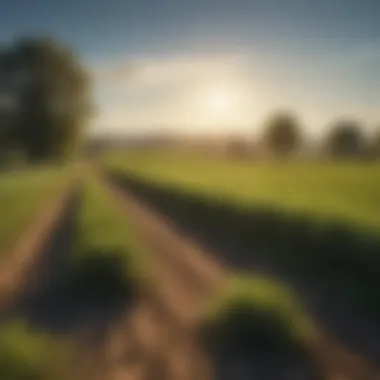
[0,36,92,166]
[229,111,380,159]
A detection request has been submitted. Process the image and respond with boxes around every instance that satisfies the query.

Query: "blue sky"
[1,0,380,137]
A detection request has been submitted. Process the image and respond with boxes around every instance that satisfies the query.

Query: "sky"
[1,0,380,138]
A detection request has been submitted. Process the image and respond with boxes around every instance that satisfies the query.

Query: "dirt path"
[0,181,78,313]
[99,180,222,380]
[103,178,380,380]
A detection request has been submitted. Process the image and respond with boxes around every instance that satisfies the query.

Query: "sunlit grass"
[76,175,149,284]
[0,319,72,380]
[104,150,380,233]
[0,165,73,255]
[202,274,315,342]
[198,274,318,374]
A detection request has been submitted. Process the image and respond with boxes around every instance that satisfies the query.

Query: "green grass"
[203,274,315,340]
[76,175,148,285]
[0,165,73,255]
[0,319,72,380]
[0,173,149,380]
[199,274,316,363]
[104,150,380,234]
[0,164,75,380]
[104,150,380,324]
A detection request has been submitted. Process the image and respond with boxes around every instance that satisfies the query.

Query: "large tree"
[324,120,365,158]
[0,37,92,161]
[262,111,302,157]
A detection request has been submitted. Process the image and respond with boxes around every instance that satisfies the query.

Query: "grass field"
[0,165,73,255]
[0,319,73,380]
[104,150,380,234]
[2,153,377,378]
[0,174,149,380]
[104,149,380,347]
[76,175,148,288]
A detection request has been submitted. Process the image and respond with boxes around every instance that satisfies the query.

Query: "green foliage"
[204,275,314,337]
[262,110,302,156]
[0,36,92,162]
[200,275,315,360]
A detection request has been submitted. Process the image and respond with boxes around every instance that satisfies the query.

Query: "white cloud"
[91,54,258,135]
[94,54,250,88]
[91,47,380,137]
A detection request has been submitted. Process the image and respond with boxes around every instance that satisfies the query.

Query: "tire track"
[100,178,217,380]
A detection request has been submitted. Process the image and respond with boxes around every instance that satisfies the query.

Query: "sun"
[186,80,251,131]
[202,84,238,116]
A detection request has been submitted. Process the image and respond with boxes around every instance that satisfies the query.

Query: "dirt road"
[100,181,223,380]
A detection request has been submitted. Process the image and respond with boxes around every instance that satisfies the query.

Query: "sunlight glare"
[195,82,246,128]
[203,84,239,113]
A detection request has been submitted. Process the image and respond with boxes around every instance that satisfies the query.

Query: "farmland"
[0,172,150,380]
[104,149,380,374]
[3,2,380,377]
[104,150,380,233]
[0,153,379,379]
